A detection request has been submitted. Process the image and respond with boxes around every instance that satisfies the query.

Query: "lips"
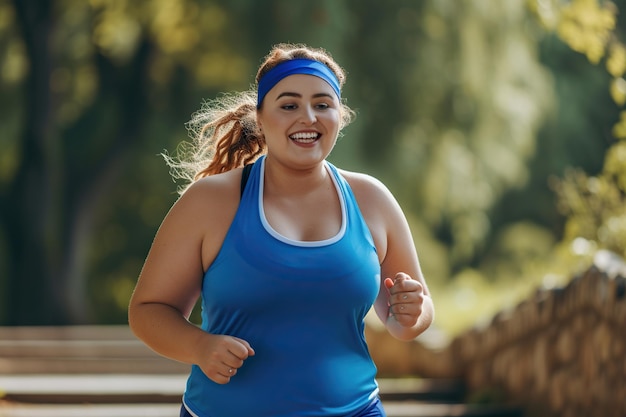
[289,132,320,144]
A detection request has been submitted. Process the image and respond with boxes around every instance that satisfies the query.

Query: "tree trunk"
[5,0,68,324]
[3,0,152,324]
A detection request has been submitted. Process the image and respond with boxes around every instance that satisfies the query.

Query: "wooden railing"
[365,250,626,417]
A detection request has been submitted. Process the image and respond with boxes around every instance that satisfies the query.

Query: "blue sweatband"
[257,59,341,108]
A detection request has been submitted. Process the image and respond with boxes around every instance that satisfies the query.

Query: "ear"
[256,111,263,133]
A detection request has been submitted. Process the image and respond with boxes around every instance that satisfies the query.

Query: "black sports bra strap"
[240,164,253,197]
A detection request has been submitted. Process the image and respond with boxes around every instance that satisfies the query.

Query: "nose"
[300,105,317,125]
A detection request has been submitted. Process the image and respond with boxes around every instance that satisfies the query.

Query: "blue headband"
[256,58,341,107]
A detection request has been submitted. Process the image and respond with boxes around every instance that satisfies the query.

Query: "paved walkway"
[0,374,187,397]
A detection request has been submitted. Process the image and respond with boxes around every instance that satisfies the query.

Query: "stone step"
[0,326,137,343]
[0,375,463,404]
[0,401,524,417]
[0,374,187,404]
[0,375,524,417]
[0,327,524,417]
[384,402,524,417]
[0,402,181,417]
[0,326,189,375]
[378,378,465,403]
[0,339,153,358]
[0,355,189,374]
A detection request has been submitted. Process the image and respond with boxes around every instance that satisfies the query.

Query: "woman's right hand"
[196,334,255,384]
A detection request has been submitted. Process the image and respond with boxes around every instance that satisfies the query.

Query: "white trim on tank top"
[258,157,347,247]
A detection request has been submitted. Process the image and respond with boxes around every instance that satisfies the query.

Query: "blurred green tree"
[0,0,353,324]
[531,0,626,268]
[340,0,555,279]
[1,0,622,329]
[0,0,254,323]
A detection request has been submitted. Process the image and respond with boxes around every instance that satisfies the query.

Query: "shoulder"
[163,169,243,233]
[337,168,398,211]
[163,168,246,269]
[182,169,242,203]
[336,169,405,262]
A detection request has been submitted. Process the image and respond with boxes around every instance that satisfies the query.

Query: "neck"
[263,156,328,196]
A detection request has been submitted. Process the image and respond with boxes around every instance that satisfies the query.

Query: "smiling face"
[257,74,341,169]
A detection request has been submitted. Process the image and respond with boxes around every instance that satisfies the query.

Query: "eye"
[315,102,330,110]
[281,103,297,110]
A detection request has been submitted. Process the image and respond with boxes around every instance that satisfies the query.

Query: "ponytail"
[165,91,265,194]
[194,99,264,178]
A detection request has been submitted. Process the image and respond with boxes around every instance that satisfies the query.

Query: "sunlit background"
[1,0,625,340]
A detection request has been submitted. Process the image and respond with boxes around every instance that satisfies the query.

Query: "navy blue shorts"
[180,397,386,416]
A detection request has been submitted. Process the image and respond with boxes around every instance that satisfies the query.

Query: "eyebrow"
[275,92,335,100]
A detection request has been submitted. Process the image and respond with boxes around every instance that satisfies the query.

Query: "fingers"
[384,277,394,289]
[218,363,238,379]
[386,273,423,297]
[385,272,424,326]
[201,335,254,384]
[232,336,256,357]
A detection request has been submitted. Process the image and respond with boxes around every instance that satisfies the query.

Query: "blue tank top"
[183,156,381,417]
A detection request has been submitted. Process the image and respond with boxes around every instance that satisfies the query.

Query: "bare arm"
[345,171,434,341]
[128,171,254,383]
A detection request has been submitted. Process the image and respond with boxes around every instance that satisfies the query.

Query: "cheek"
[323,112,341,131]
[320,107,340,120]
[268,112,293,126]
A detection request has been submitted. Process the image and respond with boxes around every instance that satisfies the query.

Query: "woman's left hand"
[384,272,425,328]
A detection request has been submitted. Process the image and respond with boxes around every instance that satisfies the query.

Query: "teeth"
[290,132,319,143]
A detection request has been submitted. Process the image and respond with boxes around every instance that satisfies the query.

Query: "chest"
[262,183,342,242]
[204,221,381,318]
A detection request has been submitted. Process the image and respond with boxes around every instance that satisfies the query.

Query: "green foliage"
[390,1,554,268]
[553,164,626,260]
[432,0,626,337]
[533,0,626,267]
[1,0,624,335]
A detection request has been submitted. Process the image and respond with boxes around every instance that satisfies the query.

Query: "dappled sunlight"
[0,129,19,183]
[431,266,560,338]
[405,213,451,286]
[110,274,137,313]
[430,221,562,337]
[92,258,144,322]
[396,0,555,270]
[0,0,623,340]
[92,4,142,63]
[557,0,615,64]
[150,0,201,54]
[553,167,626,261]
[194,53,249,88]
[429,269,519,337]
[609,76,626,106]
[1,40,26,84]
[0,3,25,85]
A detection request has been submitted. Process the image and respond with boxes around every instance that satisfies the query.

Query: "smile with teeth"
[289,132,320,143]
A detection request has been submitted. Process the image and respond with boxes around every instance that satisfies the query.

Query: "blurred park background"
[1,0,625,338]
